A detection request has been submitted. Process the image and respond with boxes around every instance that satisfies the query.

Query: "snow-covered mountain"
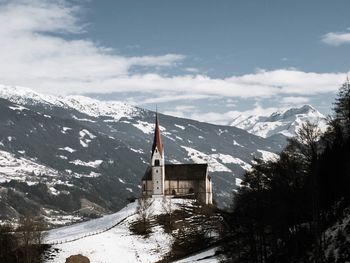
[229,105,327,138]
[0,85,286,222]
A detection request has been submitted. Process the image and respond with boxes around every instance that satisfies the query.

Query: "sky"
[0,0,349,124]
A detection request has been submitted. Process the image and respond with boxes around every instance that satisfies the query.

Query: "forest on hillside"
[222,82,350,262]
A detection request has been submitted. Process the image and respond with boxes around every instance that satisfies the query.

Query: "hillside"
[0,85,287,222]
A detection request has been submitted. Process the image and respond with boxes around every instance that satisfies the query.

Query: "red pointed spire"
[152,112,163,156]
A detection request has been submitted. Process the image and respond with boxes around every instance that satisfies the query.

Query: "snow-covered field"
[45,198,206,263]
[45,202,137,244]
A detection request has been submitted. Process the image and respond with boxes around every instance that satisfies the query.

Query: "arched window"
[143,184,146,191]
[155,159,160,166]
[189,188,194,194]
[172,189,176,195]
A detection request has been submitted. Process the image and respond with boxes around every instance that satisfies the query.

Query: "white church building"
[141,114,213,204]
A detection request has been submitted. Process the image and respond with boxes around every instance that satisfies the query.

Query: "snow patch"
[9,105,28,111]
[130,148,144,154]
[211,154,252,171]
[79,129,96,139]
[235,178,243,187]
[61,127,72,134]
[118,178,126,184]
[257,149,279,161]
[133,121,166,135]
[174,124,185,130]
[69,160,103,168]
[59,147,76,153]
[72,115,96,123]
[181,146,231,172]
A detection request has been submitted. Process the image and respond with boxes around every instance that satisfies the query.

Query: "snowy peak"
[266,105,323,122]
[63,95,140,121]
[0,84,63,106]
[0,84,140,121]
[230,105,327,138]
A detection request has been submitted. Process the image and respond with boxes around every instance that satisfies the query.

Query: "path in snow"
[44,198,221,263]
[44,198,176,263]
[45,202,137,244]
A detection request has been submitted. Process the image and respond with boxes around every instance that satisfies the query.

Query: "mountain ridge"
[0,85,288,223]
[229,104,327,138]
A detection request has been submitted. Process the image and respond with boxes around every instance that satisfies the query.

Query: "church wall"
[142,180,153,196]
[143,178,212,204]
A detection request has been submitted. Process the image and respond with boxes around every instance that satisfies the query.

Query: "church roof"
[142,163,209,181]
[151,113,163,156]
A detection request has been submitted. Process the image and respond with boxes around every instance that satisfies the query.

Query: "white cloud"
[0,0,347,104]
[185,67,199,73]
[322,31,350,46]
[281,96,310,105]
[139,94,216,104]
[189,105,279,125]
[162,110,186,118]
[165,104,280,125]
[163,105,197,119]
[0,0,184,94]
[173,105,196,112]
[59,70,344,99]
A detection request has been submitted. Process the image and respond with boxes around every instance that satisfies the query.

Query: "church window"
[172,189,176,195]
[155,159,160,166]
[143,184,145,191]
[189,188,194,194]
[156,169,158,173]
[157,187,159,189]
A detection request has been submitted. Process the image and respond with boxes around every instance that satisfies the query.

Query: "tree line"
[0,216,47,263]
[222,81,350,262]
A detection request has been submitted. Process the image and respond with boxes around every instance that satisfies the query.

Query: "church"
[141,113,213,204]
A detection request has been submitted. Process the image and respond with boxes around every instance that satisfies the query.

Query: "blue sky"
[84,0,350,75]
[0,0,349,124]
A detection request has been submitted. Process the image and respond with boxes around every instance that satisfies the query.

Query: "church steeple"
[151,112,163,157]
[150,111,165,196]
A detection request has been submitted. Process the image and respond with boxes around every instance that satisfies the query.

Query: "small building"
[141,113,213,204]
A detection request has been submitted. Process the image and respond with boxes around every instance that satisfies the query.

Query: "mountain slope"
[229,105,327,138]
[0,85,286,222]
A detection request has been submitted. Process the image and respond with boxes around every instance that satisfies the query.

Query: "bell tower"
[151,112,165,196]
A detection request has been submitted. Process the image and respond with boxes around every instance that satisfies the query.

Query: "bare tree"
[18,215,47,263]
[162,196,173,216]
[162,196,174,230]
[289,121,324,262]
[136,197,154,233]
[287,120,322,167]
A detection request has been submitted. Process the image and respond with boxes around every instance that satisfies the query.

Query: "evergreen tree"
[221,81,350,262]
[333,79,350,137]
